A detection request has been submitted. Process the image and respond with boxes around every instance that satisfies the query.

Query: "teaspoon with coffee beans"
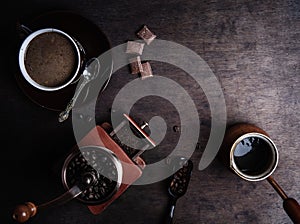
[166,159,193,224]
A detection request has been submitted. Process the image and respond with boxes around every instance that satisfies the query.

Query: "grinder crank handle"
[12,185,82,223]
[267,176,300,223]
[12,172,96,223]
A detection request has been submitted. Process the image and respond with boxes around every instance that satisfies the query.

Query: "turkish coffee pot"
[219,123,300,223]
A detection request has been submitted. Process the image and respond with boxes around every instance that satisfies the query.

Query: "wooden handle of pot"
[267,177,300,223]
[283,198,300,224]
[12,202,37,223]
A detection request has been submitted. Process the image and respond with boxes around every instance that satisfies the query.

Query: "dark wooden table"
[2,0,299,223]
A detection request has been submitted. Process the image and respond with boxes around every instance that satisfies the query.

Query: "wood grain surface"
[1,0,299,223]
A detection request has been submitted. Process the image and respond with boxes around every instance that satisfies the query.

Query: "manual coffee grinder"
[13,114,155,223]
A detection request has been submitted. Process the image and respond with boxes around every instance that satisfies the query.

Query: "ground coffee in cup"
[24,32,77,87]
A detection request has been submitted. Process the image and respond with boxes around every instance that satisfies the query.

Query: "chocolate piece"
[140,62,153,79]
[137,25,157,45]
[129,56,143,75]
[126,41,145,55]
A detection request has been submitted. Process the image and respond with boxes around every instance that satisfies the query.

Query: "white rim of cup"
[229,132,279,182]
[19,28,82,91]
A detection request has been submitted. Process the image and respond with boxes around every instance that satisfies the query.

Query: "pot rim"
[229,132,279,182]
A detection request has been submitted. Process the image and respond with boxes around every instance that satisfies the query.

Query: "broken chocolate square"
[140,62,153,79]
[137,25,157,45]
[126,41,145,55]
[129,56,143,75]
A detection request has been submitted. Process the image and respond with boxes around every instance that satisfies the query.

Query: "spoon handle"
[58,77,89,122]
[166,197,178,224]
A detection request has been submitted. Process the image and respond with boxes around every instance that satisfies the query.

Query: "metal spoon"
[58,58,100,122]
[166,159,193,224]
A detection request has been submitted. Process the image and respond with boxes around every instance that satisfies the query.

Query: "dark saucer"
[14,10,112,111]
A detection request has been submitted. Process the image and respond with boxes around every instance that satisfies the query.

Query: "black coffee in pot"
[233,137,273,176]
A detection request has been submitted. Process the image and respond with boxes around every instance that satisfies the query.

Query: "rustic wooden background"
[1,0,299,223]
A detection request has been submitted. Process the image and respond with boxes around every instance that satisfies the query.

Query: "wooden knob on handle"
[12,202,37,223]
[283,198,300,224]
